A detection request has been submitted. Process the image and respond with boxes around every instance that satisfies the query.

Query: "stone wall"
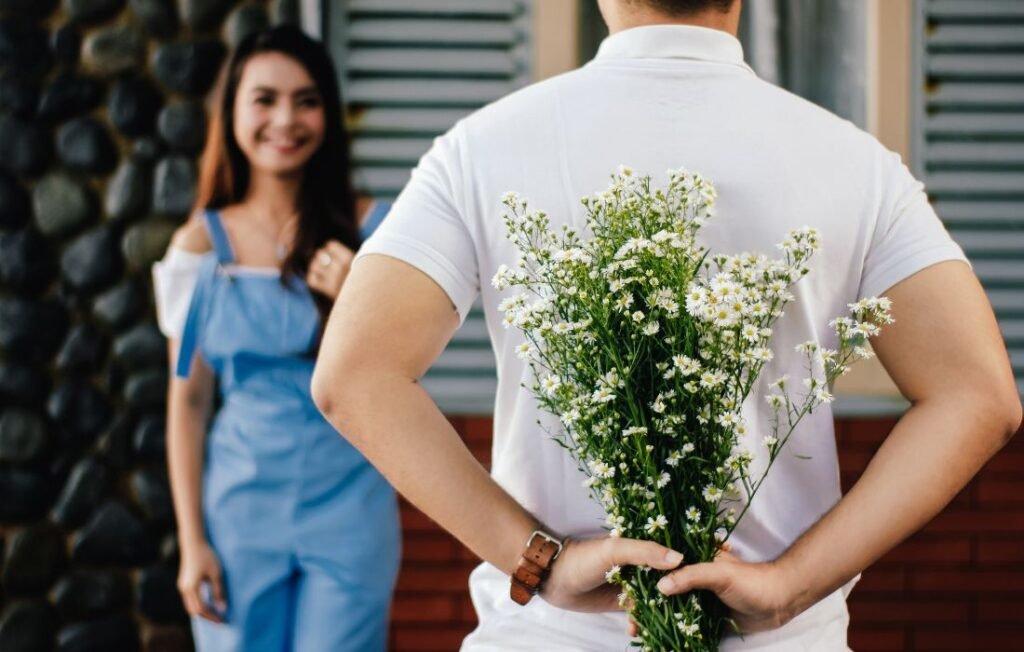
[0,1,297,650]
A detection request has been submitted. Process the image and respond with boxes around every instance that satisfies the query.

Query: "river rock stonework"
[0,2,288,649]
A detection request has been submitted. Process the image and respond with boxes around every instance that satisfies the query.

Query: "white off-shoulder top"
[153,201,389,341]
[152,247,208,340]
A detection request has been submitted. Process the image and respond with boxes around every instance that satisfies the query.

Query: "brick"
[848,598,969,624]
[403,534,458,562]
[855,568,907,593]
[839,449,874,475]
[463,417,493,443]
[401,507,446,533]
[396,565,473,592]
[466,442,491,468]
[879,536,971,564]
[910,569,1024,593]
[975,599,1024,625]
[392,626,474,651]
[925,511,1024,535]
[391,596,459,623]
[948,485,974,508]
[846,627,906,651]
[840,472,860,493]
[459,595,480,624]
[832,418,847,444]
[457,543,482,563]
[973,465,1024,486]
[976,540,1024,564]
[912,629,1024,651]
[1000,426,1024,450]
[975,478,1024,506]
[984,450,1024,473]
[841,417,897,445]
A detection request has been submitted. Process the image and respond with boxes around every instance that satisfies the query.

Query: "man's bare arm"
[311,254,684,611]
[657,261,1022,631]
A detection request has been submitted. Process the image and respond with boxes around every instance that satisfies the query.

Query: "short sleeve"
[859,149,970,299]
[355,126,478,323]
[152,247,206,340]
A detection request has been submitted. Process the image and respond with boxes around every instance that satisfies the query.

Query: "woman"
[152,26,398,651]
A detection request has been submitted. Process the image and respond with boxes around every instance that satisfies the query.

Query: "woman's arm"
[165,339,226,621]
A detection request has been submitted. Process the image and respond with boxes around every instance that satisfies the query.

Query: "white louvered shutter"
[327,0,533,414]
[912,0,1024,396]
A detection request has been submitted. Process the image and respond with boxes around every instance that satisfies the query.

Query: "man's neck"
[602,1,741,37]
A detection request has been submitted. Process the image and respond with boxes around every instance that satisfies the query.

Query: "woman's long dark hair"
[194,25,360,331]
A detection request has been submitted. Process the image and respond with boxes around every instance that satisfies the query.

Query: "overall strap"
[175,256,215,379]
[203,209,236,264]
[360,200,391,240]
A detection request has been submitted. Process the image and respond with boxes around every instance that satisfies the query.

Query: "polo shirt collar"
[594,24,753,73]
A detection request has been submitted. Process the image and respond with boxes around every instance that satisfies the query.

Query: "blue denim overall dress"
[176,207,399,651]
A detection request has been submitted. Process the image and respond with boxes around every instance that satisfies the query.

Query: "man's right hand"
[177,540,227,623]
[540,536,684,612]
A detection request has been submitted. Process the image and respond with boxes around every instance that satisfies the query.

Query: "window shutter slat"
[331,0,532,415]
[915,0,1024,394]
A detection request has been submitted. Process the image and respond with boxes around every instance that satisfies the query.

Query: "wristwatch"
[510,529,564,605]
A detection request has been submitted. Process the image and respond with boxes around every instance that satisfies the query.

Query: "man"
[311,0,1021,649]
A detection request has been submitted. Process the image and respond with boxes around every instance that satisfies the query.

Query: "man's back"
[359,24,965,651]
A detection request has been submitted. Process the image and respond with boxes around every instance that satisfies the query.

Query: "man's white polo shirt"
[357,24,967,651]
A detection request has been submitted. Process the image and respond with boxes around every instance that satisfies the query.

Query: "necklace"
[247,210,299,261]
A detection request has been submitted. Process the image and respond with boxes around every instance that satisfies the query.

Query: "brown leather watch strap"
[510,530,563,606]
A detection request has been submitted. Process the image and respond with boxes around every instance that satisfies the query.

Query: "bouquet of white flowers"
[493,167,892,650]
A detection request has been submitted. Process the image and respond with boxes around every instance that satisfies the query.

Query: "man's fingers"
[605,537,683,571]
[656,561,731,596]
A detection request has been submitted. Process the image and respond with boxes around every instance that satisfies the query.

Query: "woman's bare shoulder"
[170,213,212,254]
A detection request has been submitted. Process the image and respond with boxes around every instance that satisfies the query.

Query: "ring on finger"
[318,252,333,268]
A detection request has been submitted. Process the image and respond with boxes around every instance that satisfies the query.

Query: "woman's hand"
[306,240,355,299]
[177,539,227,623]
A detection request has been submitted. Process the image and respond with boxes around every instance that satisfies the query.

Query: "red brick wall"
[388,417,489,651]
[839,418,1024,652]
[388,417,1024,651]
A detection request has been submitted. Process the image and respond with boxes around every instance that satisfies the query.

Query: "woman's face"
[232,51,326,177]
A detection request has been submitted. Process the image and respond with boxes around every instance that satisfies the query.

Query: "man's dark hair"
[645,0,736,16]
